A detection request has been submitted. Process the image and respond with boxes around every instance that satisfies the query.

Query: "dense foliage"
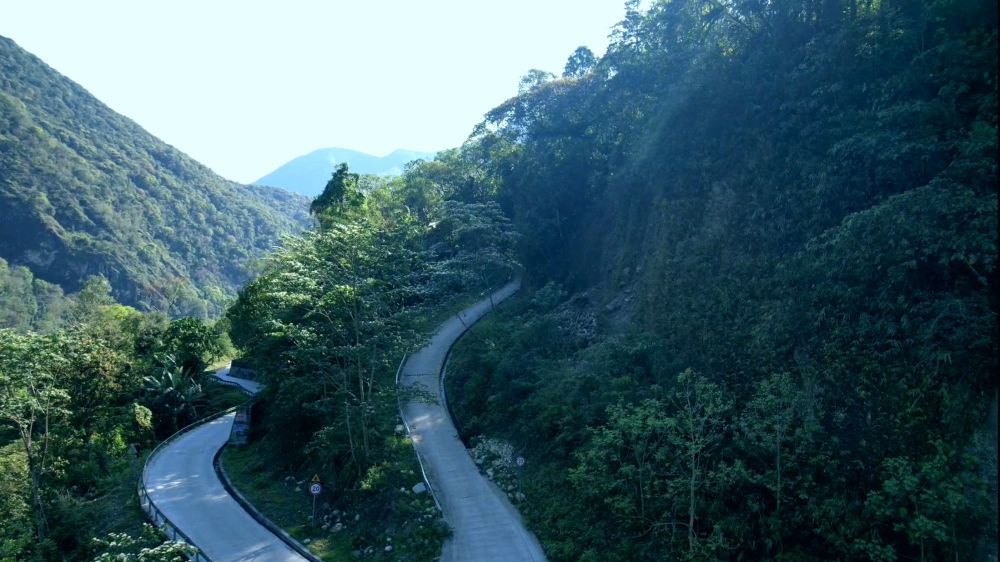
[438,0,998,560]
[0,258,73,332]
[0,281,234,561]
[0,35,309,317]
[225,167,517,559]
[3,0,995,558]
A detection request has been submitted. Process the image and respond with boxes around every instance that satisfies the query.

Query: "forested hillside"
[0,258,73,332]
[6,0,986,559]
[1,277,242,560]
[221,0,996,557]
[428,0,996,559]
[0,36,309,317]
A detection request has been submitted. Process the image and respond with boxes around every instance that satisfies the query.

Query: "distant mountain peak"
[255,147,437,196]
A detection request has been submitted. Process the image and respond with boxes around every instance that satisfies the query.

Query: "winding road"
[142,283,542,561]
[141,367,308,562]
[399,279,548,562]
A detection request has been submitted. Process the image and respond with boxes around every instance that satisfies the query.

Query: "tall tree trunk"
[688,449,696,555]
[776,425,783,517]
[19,428,48,541]
[345,399,357,469]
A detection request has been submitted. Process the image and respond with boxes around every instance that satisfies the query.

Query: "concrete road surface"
[214,365,263,394]
[399,280,548,562]
[142,370,307,562]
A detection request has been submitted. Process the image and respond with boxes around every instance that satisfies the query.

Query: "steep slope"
[0,35,309,317]
[254,147,435,196]
[435,0,997,559]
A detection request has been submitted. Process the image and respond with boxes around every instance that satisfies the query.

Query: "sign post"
[515,456,525,496]
[309,474,322,524]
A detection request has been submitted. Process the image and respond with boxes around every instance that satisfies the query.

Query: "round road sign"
[309,482,322,496]
[516,456,525,467]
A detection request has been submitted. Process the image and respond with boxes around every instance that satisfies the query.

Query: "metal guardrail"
[212,377,255,397]
[138,404,241,562]
[137,373,259,561]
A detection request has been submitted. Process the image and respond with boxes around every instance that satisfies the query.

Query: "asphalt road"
[399,280,548,562]
[142,368,307,562]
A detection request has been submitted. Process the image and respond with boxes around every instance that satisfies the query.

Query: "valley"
[0,0,997,561]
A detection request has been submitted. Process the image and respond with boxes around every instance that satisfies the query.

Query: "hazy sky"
[1,1,626,183]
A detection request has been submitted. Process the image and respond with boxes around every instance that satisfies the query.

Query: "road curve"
[142,368,308,562]
[214,365,263,394]
[399,280,548,562]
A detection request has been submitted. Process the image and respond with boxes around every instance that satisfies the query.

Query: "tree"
[518,69,555,94]
[91,524,195,561]
[736,371,823,554]
[161,317,224,374]
[0,443,35,561]
[0,260,38,332]
[227,208,432,484]
[563,46,597,78]
[0,330,70,544]
[571,370,732,559]
[311,163,364,228]
[862,442,991,561]
[69,276,114,325]
[429,200,520,294]
[571,399,670,535]
[142,361,204,434]
[0,281,221,560]
[666,370,731,557]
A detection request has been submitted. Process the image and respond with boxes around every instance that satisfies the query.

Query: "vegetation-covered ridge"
[0,35,309,317]
[5,0,992,558]
[434,0,997,560]
[223,0,997,554]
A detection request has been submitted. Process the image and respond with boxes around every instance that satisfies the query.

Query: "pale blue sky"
[1,1,626,182]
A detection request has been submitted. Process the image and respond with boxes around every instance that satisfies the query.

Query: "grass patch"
[220,443,339,555]
[221,433,448,561]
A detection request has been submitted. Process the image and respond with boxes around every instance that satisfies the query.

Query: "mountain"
[254,147,436,196]
[414,1,996,560]
[0,35,310,317]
